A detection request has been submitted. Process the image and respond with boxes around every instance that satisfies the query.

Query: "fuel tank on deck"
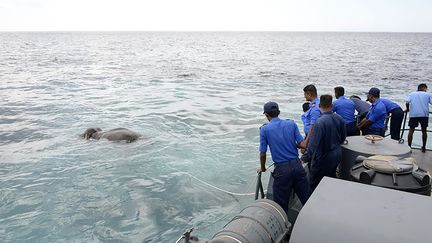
[340,136,411,180]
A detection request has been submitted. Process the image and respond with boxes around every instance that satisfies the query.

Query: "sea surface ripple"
[1,32,432,242]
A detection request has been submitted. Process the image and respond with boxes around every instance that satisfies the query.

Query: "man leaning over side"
[380,97,404,140]
[258,101,310,214]
[358,88,387,136]
[350,95,371,122]
[333,86,358,136]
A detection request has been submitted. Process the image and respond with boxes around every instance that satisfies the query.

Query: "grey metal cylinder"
[340,136,411,180]
[350,155,431,196]
[209,199,290,243]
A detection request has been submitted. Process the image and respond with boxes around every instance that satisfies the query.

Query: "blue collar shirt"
[366,99,387,129]
[380,98,400,113]
[333,96,356,124]
[259,117,304,163]
[304,98,322,128]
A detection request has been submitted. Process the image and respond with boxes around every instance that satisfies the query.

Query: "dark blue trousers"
[346,121,360,136]
[389,107,404,140]
[309,148,341,191]
[272,159,310,214]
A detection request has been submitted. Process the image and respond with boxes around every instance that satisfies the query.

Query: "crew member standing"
[333,86,358,136]
[303,85,322,146]
[301,95,346,191]
[406,83,432,152]
[258,101,310,214]
[358,88,387,136]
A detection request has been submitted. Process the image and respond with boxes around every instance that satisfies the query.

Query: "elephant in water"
[81,128,141,142]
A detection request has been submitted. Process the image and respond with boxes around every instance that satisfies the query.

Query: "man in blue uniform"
[258,101,310,213]
[357,88,387,136]
[380,98,404,140]
[303,85,322,146]
[301,95,346,191]
[333,86,358,136]
[406,83,432,152]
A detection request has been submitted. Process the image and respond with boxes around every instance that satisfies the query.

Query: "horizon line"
[1,30,432,34]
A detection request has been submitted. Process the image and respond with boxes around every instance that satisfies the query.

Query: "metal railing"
[255,173,265,200]
[386,111,432,151]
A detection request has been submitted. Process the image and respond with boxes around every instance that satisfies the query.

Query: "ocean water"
[1,32,432,242]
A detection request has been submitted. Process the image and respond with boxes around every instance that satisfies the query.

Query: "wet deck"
[410,148,432,173]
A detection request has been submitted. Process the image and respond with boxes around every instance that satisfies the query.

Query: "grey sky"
[0,0,431,32]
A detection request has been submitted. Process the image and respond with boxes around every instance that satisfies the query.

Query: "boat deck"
[410,148,432,172]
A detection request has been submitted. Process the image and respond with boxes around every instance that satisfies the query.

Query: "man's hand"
[300,148,306,154]
[298,140,307,149]
[257,167,266,173]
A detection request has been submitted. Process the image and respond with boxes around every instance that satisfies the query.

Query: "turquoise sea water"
[1,32,432,242]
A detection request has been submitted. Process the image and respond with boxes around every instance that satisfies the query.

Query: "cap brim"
[365,92,371,101]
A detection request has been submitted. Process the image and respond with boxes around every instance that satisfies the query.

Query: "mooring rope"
[179,171,256,196]
[172,163,274,197]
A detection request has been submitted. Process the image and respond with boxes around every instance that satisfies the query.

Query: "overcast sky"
[0,0,431,32]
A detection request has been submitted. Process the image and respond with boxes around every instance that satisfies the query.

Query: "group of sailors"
[258,83,432,214]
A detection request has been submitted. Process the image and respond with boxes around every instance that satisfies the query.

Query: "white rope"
[168,163,273,197]
[179,171,258,196]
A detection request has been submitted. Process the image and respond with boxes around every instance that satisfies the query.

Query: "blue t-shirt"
[301,112,310,135]
[406,91,432,118]
[366,99,387,129]
[259,117,304,163]
[304,98,321,133]
[380,98,400,112]
[333,96,356,124]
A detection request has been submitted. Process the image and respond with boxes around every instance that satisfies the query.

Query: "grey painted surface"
[209,199,290,243]
[289,177,432,243]
[411,148,432,172]
[343,136,411,156]
[340,136,411,179]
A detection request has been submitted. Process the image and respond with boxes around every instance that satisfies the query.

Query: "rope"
[170,163,274,197]
[174,163,275,235]
[179,171,257,196]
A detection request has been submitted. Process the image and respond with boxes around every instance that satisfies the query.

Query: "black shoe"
[421,147,426,153]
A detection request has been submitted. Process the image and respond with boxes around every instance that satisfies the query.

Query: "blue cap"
[263,101,279,114]
[368,87,380,97]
